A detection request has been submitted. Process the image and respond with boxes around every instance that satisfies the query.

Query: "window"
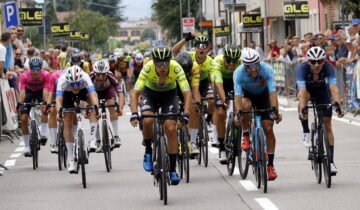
[119,31,128,37]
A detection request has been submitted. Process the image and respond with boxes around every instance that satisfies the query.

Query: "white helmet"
[241,48,260,64]
[93,60,110,73]
[65,65,83,83]
[307,46,326,61]
[135,53,144,64]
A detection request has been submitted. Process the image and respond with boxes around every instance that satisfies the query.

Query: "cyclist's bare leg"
[164,120,178,154]
[49,108,57,146]
[63,113,75,143]
[142,111,154,139]
[213,107,226,139]
[262,120,275,154]
[323,117,334,145]
[21,114,29,135]
[239,98,252,131]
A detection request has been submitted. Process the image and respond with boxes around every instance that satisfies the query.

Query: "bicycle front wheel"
[159,136,168,205]
[201,117,209,167]
[225,115,235,175]
[57,122,64,171]
[258,129,267,193]
[30,120,38,170]
[177,128,184,179]
[238,127,249,179]
[102,120,111,172]
[182,127,190,183]
[321,124,331,188]
[78,129,87,188]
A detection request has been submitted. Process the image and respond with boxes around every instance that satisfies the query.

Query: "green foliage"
[344,0,360,19]
[152,0,199,42]
[141,28,156,41]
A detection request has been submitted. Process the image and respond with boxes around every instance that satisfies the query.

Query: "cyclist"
[128,53,144,89]
[18,57,50,157]
[129,46,192,185]
[296,46,343,174]
[66,54,91,73]
[211,44,242,163]
[233,48,282,180]
[108,55,118,74]
[56,66,100,172]
[175,52,201,154]
[89,60,125,149]
[172,34,216,146]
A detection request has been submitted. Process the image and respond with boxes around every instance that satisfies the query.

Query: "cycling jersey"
[134,60,190,92]
[65,61,91,74]
[129,59,143,79]
[48,70,63,93]
[56,73,95,97]
[187,51,214,81]
[296,61,337,89]
[20,70,50,92]
[117,61,127,73]
[89,71,123,93]
[234,62,276,96]
[183,60,200,88]
[109,61,117,73]
[211,54,242,83]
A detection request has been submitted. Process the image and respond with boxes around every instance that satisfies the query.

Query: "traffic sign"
[182,17,195,33]
[3,1,20,28]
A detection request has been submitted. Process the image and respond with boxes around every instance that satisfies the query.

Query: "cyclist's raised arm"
[171,32,195,55]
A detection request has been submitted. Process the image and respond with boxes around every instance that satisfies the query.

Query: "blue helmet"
[29,57,43,71]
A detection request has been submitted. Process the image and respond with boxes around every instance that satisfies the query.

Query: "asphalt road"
[1,104,360,210]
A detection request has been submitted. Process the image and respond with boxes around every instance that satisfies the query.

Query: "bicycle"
[59,104,98,188]
[142,112,180,205]
[177,102,190,183]
[96,99,119,172]
[304,102,338,188]
[224,91,242,175]
[20,101,44,170]
[238,108,277,193]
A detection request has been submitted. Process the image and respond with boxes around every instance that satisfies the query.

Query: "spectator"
[84,52,94,72]
[23,48,48,70]
[217,44,223,55]
[265,44,272,60]
[277,47,291,63]
[345,39,358,64]
[0,32,12,79]
[324,29,333,41]
[58,46,67,69]
[298,41,310,63]
[250,41,265,61]
[314,33,327,49]
[65,46,72,64]
[304,32,313,43]
[325,45,336,66]
[14,48,24,69]
[13,25,31,58]
[52,49,60,70]
[290,47,300,64]
[269,40,280,60]
[291,36,301,55]
[334,33,349,67]
[5,26,17,74]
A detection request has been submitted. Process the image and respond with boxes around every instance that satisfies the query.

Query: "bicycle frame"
[251,115,267,166]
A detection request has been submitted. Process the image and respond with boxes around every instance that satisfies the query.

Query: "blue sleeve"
[56,91,64,97]
[325,61,337,85]
[264,64,276,92]
[233,67,243,96]
[88,86,96,93]
[296,62,307,88]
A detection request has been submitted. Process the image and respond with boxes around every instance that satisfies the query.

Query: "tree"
[65,10,119,50]
[344,0,360,19]
[152,0,199,42]
[141,28,156,41]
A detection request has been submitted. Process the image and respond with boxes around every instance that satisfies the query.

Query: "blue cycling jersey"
[234,62,276,96]
[296,61,337,89]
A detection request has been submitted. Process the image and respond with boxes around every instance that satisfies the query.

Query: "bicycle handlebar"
[237,107,278,120]
[59,105,99,118]
[141,112,181,120]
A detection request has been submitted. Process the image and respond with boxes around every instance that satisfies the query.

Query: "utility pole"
[263,0,268,47]
[180,0,183,40]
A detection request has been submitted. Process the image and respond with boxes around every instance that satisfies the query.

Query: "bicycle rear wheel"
[201,117,209,167]
[258,129,267,193]
[321,124,331,188]
[102,120,111,172]
[177,128,184,179]
[314,129,322,184]
[159,136,168,205]
[225,115,236,175]
[310,125,321,184]
[238,127,250,179]
[30,120,38,170]
[78,129,87,188]
[57,122,64,171]
[182,127,190,183]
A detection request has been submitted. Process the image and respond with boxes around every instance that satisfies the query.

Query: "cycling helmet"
[194,36,209,46]
[93,60,110,74]
[29,57,43,71]
[151,46,172,62]
[223,44,241,60]
[134,53,144,64]
[307,46,326,61]
[175,52,193,74]
[117,56,125,62]
[241,48,260,64]
[65,65,83,83]
[71,54,82,65]
[108,55,116,63]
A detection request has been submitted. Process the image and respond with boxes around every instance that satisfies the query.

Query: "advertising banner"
[283,1,309,19]
[20,8,42,26]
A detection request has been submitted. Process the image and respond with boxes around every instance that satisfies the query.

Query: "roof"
[56,12,75,22]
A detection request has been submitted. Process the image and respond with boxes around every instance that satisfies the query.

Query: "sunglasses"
[17,30,24,32]
[309,60,324,65]
[30,67,41,71]
[69,81,82,87]
[245,63,260,70]
[154,61,170,67]
[15,53,21,56]
[225,57,239,64]
[196,44,208,49]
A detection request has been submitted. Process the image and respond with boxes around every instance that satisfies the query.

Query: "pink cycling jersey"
[20,70,51,92]
[48,70,63,93]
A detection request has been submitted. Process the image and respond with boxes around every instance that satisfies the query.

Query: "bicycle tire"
[201,117,209,167]
[57,122,64,171]
[258,129,267,193]
[310,125,321,184]
[254,129,261,189]
[78,129,87,188]
[177,128,184,179]
[182,127,190,183]
[30,120,38,170]
[160,136,168,205]
[314,128,322,184]
[196,135,201,165]
[225,114,235,175]
[321,124,331,188]
[102,120,111,172]
[238,127,249,179]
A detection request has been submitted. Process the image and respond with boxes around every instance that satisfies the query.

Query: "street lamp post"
[43,0,51,51]
[180,0,183,40]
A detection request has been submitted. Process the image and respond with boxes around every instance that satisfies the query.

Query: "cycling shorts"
[62,88,88,108]
[97,86,117,101]
[199,78,212,98]
[21,88,43,115]
[141,87,179,121]
[215,77,233,107]
[243,88,274,121]
[307,86,332,118]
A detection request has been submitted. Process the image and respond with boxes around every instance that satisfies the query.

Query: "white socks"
[90,122,98,141]
[50,128,57,145]
[213,125,218,139]
[189,128,198,143]
[111,120,119,136]
[23,134,30,148]
[66,142,74,162]
[40,123,48,137]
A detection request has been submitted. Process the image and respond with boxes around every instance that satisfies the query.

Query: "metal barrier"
[265,60,297,97]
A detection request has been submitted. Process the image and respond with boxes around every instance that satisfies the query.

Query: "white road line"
[4,159,16,167]
[279,106,297,112]
[333,117,360,127]
[19,141,25,146]
[209,147,218,154]
[14,147,24,152]
[239,180,258,191]
[255,198,279,210]
[10,153,21,158]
